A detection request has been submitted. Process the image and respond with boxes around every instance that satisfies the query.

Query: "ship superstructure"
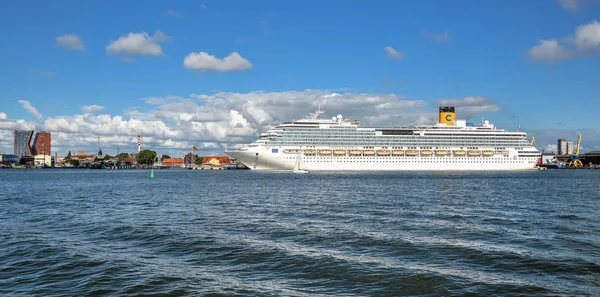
[225,106,540,171]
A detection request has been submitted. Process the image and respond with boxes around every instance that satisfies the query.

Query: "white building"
[558,139,568,155]
[566,142,573,155]
[34,155,52,167]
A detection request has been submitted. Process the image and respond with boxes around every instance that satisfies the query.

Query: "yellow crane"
[567,133,583,168]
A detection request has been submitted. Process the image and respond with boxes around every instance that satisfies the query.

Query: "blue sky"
[0,0,599,155]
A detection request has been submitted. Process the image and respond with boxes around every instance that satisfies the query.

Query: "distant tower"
[138,135,141,153]
[557,139,568,155]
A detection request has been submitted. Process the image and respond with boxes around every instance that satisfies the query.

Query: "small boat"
[319,149,332,155]
[293,155,308,174]
[333,149,346,155]
[435,150,448,156]
[483,150,494,156]
[377,149,390,155]
[392,150,404,155]
[406,150,419,156]
[453,150,466,156]
[304,149,315,155]
[420,150,433,156]
[468,150,481,156]
[349,149,362,155]
[364,149,375,155]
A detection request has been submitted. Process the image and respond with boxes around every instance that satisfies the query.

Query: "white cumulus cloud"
[574,20,600,53]
[527,20,600,62]
[183,52,252,72]
[384,46,405,61]
[82,105,105,113]
[18,100,43,119]
[106,30,170,59]
[527,39,572,62]
[56,34,85,51]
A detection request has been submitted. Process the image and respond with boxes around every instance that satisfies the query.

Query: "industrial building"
[13,130,33,156]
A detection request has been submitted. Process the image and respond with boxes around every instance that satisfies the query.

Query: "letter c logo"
[445,114,452,121]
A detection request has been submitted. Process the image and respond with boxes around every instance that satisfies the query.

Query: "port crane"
[567,133,583,168]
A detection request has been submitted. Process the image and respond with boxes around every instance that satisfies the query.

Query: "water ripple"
[0,169,599,296]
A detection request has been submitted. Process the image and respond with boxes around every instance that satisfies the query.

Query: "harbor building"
[162,158,184,167]
[184,153,196,167]
[0,154,19,166]
[32,131,51,156]
[201,156,231,166]
[13,130,33,156]
[34,155,52,167]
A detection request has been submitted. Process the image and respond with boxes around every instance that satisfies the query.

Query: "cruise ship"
[225,106,540,171]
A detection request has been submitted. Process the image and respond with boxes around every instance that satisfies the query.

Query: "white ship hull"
[226,148,538,171]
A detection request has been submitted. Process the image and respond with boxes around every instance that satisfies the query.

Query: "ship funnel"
[439,106,455,126]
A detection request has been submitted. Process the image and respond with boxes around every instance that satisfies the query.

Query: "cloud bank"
[0,90,510,156]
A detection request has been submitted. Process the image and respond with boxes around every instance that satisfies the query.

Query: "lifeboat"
[435,150,448,156]
[304,149,315,155]
[392,150,404,155]
[468,150,481,156]
[349,149,362,155]
[377,149,390,155]
[483,150,494,156]
[453,150,466,156]
[420,150,433,156]
[333,149,346,155]
[319,149,332,155]
[406,150,419,156]
[364,149,375,155]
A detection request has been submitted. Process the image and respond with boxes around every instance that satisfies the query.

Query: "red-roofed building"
[201,156,231,166]
[73,152,87,159]
[162,158,184,167]
[122,157,136,164]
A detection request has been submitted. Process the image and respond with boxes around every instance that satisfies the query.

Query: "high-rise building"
[32,131,51,156]
[566,142,574,155]
[13,130,33,156]
[558,139,568,155]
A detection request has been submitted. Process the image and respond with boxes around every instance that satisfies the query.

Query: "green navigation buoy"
[150,168,155,178]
